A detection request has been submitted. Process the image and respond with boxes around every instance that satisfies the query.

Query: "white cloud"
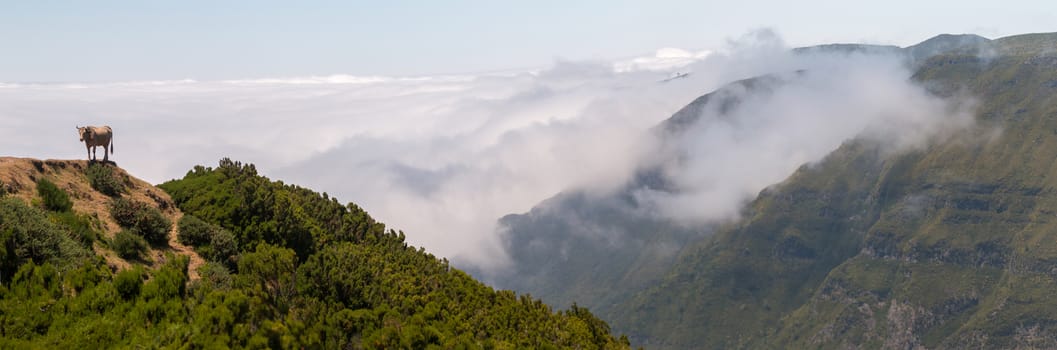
[634,47,977,225]
[613,48,711,73]
[0,30,977,273]
[0,48,714,269]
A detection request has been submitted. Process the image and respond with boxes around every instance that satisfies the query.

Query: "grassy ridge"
[0,158,630,349]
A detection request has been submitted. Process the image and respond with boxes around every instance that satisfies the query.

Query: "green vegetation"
[160,158,376,260]
[49,211,99,247]
[588,33,1057,348]
[112,230,149,260]
[36,178,72,212]
[497,33,1057,348]
[205,227,237,264]
[176,214,212,246]
[113,266,144,300]
[109,197,171,246]
[0,158,630,349]
[178,214,238,265]
[15,31,1056,350]
[33,178,100,247]
[86,162,124,197]
[196,261,232,290]
[0,197,88,280]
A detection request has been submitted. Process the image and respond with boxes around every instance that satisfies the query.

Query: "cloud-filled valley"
[0,31,977,271]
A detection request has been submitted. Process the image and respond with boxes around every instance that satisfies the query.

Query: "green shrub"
[194,261,233,291]
[0,179,6,197]
[135,207,172,245]
[178,214,238,264]
[0,197,88,276]
[208,228,238,264]
[112,230,148,260]
[36,178,72,212]
[86,163,124,197]
[109,198,139,227]
[50,211,98,247]
[113,267,143,300]
[109,198,172,246]
[177,215,213,246]
[65,259,108,293]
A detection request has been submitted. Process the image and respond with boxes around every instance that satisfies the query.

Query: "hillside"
[0,157,204,277]
[0,157,630,348]
[628,33,1057,348]
[759,32,1057,348]
[488,75,786,316]
[496,32,1057,348]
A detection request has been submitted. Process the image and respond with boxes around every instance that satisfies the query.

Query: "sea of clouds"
[0,31,976,271]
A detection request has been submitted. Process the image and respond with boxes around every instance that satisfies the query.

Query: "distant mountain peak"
[906,33,993,61]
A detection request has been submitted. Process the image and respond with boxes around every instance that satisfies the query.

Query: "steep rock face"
[619,33,1057,348]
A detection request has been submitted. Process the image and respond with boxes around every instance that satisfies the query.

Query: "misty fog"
[0,30,976,271]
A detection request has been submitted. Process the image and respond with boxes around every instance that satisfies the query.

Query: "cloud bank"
[0,31,976,271]
[635,48,977,224]
[0,47,715,268]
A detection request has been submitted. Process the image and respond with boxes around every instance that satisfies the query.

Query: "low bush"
[135,208,172,245]
[86,163,124,197]
[50,211,99,247]
[208,228,238,263]
[109,198,172,246]
[177,215,212,246]
[0,198,88,277]
[37,178,72,212]
[109,198,139,227]
[112,230,148,260]
[194,261,233,292]
[178,214,238,265]
[113,267,143,300]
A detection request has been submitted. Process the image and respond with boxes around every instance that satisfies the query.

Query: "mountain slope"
[0,158,630,348]
[619,32,1057,348]
[613,141,890,348]
[490,75,786,317]
[764,33,1057,348]
[0,157,205,277]
[495,32,1057,348]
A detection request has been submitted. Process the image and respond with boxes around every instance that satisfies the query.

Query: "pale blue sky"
[2,0,1053,82]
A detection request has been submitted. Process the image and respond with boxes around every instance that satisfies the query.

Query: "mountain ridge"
[626,31,1057,348]
[0,157,631,348]
[494,31,1057,348]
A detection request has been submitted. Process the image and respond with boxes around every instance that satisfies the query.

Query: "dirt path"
[0,157,206,280]
[159,211,205,280]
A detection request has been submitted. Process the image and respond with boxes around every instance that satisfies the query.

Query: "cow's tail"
[110,134,114,154]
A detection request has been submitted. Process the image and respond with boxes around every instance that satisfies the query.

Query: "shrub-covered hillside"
[0,157,630,349]
[611,33,1057,348]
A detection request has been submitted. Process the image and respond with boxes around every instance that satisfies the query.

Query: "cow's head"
[77,126,90,142]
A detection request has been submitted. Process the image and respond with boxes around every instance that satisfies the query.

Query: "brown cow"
[76,125,114,162]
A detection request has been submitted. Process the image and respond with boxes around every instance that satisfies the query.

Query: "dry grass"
[0,157,204,280]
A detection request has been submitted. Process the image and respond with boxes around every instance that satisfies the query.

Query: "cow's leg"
[86,145,91,161]
[102,145,109,162]
[91,146,96,161]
